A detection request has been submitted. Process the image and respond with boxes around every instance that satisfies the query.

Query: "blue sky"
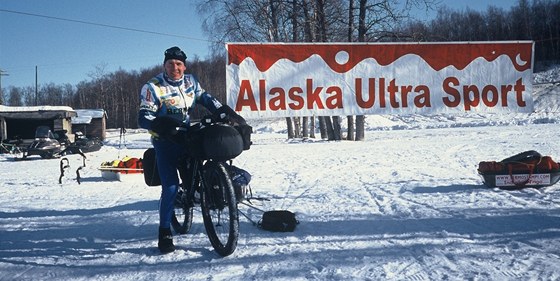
[0,0,518,90]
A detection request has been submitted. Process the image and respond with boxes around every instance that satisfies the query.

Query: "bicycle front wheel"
[200,161,239,256]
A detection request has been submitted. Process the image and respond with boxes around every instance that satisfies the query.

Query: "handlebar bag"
[192,124,244,161]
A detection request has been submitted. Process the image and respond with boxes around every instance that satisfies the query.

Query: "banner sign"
[226,42,534,118]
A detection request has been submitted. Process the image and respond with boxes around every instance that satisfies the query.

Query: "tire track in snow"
[357,170,560,280]
[360,175,450,219]
[359,174,477,280]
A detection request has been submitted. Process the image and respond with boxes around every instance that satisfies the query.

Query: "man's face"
[164,59,186,80]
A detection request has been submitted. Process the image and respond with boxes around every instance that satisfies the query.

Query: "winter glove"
[150,116,183,140]
[215,105,247,126]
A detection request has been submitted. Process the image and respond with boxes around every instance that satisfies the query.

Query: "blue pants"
[153,138,187,229]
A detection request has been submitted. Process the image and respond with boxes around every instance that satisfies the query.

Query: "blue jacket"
[138,72,222,131]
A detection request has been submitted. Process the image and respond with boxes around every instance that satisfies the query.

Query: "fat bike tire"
[201,162,239,257]
[171,187,194,235]
[172,206,193,234]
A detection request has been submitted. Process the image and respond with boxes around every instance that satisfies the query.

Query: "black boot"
[158,227,175,254]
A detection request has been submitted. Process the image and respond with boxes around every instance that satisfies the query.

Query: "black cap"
[164,46,187,64]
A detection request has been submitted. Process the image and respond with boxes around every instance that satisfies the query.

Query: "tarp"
[226,41,535,118]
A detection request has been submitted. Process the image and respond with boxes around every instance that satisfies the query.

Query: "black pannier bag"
[258,210,299,232]
[190,124,244,161]
[143,148,161,186]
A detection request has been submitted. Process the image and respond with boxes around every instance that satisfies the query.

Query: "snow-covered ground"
[1,66,560,280]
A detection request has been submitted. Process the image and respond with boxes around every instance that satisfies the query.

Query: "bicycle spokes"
[200,162,239,256]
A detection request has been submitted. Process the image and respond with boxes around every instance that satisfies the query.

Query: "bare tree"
[61,84,75,106]
[346,0,356,140]
[7,87,23,106]
[21,86,36,106]
[87,63,109,110]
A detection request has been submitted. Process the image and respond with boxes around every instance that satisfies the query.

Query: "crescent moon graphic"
[515,54,527,67]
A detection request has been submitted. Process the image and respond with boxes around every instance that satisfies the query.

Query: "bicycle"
[0,138,24,156]
[144,115,251,257]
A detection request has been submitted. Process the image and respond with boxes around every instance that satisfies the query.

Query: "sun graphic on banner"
[335,50,349,65]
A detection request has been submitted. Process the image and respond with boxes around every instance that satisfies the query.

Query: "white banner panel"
[226,42,534,118]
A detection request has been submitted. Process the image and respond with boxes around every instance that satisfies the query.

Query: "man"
[138,46,242,254]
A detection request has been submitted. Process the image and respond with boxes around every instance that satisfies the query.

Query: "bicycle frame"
[171,122,241,257]
[177,157,202,208]
[0,141,24,155]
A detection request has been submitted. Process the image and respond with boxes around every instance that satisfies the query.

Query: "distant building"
[0,105,76,143]
[71,109,108,140]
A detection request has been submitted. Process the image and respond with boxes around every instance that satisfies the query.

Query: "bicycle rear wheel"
[200,161,239,256]
[171,187,193,234]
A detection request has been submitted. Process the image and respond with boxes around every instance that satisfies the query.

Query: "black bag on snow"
[190,124,244,161]
[259,210,299,232]
[142,148,161,186]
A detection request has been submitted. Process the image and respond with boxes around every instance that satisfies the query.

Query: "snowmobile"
[50,130,102,155]
[70,131,103,153]
[23,126,65,159]
[53,129,71,147]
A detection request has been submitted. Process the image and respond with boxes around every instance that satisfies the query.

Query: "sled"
[99,156,143,181]
[99,168,144,181]
[478,151,560,189]
[479,172,560,189]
